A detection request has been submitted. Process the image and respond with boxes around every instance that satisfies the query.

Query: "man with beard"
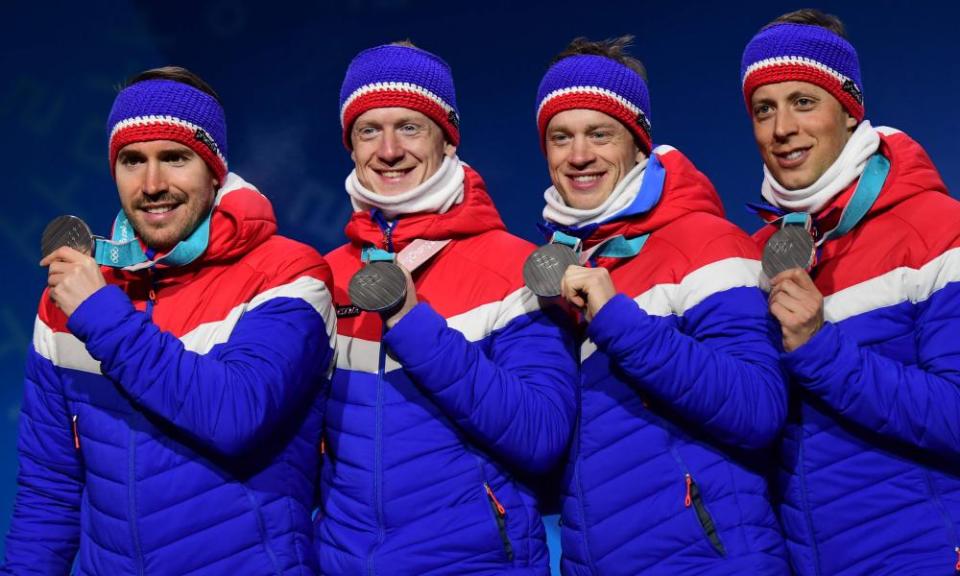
[318,42,576,575]
[2,67,336,575]
[743,9,960,575]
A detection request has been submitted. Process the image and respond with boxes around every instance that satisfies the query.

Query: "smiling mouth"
[566,172,606,190]
[774,147,810,168]
[143,206,176,214]
[376,168,413,179]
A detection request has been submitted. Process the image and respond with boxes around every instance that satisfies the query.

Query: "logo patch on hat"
[635,111,652,136]
[447,110,460,129]
[842,80,863,104]
[194,128,221,155]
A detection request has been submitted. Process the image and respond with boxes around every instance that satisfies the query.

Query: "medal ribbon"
[550,230,650,265]
[92,209,212,271]
[778,153,891,245]
[360,239,451,273]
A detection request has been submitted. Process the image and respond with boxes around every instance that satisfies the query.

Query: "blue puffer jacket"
[2,175,337,575]
[557,147,789,575]
[320,167,577,575]
[754,128,960,575]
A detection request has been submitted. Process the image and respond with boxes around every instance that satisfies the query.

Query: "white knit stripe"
[581,257,762,361]
[824,247,960,324]
[340,82,453,125]
[33,276,336,376]
[337,286,542,375]
[109,115,227,167]
[537,86,641,118]
[742,56,851,88]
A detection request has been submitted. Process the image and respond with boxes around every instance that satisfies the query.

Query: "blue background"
[2,0,957,571]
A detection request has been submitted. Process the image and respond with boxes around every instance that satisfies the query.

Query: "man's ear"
[846,113,858,131]
[444,142,457,158]
[635,147,648,164]
[351,150,357,163]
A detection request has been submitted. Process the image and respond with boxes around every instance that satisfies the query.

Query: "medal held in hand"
[762,215,815,279]
[523,243,579,298]
[348,261,407,314]
[41,215,95,258]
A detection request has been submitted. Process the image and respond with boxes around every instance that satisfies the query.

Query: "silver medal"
[348,261,408,314]
[523,243,579,298]
[762,226,815,278]
[41,215,94,258]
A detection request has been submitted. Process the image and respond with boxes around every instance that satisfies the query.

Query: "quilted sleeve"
[783,246,960,456]
[64,259,336,460]
[588,256,787,450]
[2,331,83,574]
[383,288,577,474]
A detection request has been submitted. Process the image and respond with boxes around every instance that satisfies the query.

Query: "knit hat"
[536,54,652,154]
[108,79,228,182]
[741,22,864,122]
[339,44,460,149]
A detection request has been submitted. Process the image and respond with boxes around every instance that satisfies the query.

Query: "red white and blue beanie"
[339,44,460,149]
[108,79,228,182]
[536,54,652,154]
[741,22,864,122]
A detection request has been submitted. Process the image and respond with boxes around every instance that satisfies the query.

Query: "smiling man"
[535,37,789,574]
[1,67,336,575]
[743,9,960,575]
[318,42,576,575]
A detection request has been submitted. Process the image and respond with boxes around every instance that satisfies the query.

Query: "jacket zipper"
[684,473,726,556]
[484,482,514,562]
[796,420,823,575]
[669,443,725,556]
[367,324,388,576]
[571,351,600,574]
[128,428,145,575]
[71,415,80,450]
[924,470,960,573]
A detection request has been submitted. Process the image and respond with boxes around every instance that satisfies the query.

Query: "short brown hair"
[764,8,847,39]
[389,39,418,49]
[552,36,648,82]
[123,66,221,104]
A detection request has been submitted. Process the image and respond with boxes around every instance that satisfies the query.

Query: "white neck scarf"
[346,155,465,219]
[761,120,880,214]
[542,158,649,228]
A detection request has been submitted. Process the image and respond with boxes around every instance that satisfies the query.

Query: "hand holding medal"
[523,243,579,298]
[39,215,106,317]
[763,214,823,352]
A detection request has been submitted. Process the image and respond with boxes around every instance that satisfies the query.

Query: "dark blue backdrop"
[2,0,957,569]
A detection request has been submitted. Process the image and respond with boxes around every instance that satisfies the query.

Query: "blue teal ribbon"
[780,152,890,243]
[94,208,212,269]
[361,246,395,263]
[595,234,649,258]
[550,230,649,261]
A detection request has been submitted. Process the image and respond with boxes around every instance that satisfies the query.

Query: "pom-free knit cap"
[536,54,652,153]
[340,44,460,149]
[741,22,864,121]
[108,79,228,182]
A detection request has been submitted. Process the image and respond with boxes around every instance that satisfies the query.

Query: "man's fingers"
[39,246,85,267]
[769,300,799,326]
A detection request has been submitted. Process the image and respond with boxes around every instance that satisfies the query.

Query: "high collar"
[545,146,724,250]
[109,174,277,285]
[755,128,946,237]
[343,165,506,252]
